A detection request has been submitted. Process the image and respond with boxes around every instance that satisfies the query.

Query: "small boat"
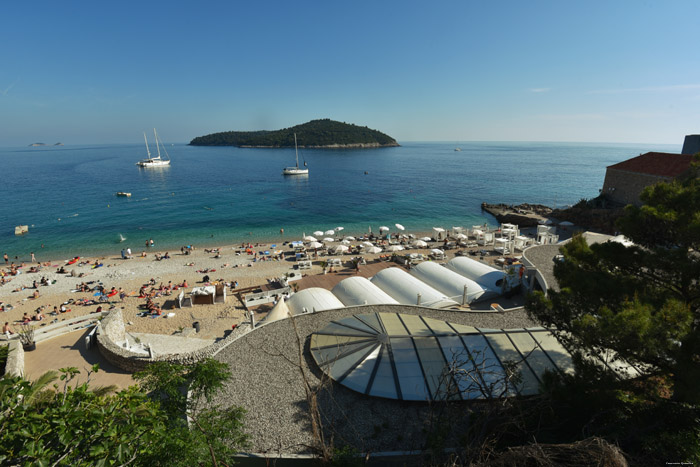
[454,147,462,152]
[116,192,131,197]
[14,225,29,235]
[136,129,171,168]
[283,133,308,175]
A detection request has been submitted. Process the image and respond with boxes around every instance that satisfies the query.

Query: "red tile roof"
[607,152,693,178]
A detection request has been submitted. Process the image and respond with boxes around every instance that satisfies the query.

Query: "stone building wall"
[601,169,671,207]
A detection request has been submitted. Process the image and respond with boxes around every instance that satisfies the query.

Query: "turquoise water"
[0,141,678,260]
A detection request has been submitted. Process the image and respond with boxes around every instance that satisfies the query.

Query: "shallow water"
[0,140,678,260]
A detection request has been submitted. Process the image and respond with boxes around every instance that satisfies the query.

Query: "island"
[189,119,399,148]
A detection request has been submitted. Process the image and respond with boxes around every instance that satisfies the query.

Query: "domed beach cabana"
[331,276,399,307]
[370,267,459,309]
[409,260,495,304]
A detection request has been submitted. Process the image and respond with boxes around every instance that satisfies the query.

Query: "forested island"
[189,119,399,148]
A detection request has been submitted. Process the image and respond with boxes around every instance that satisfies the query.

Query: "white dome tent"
[370,268,458,309]
[286,288,345,315]
[409,261,493,304]
[331,276,399,307]
[445,257,506,294]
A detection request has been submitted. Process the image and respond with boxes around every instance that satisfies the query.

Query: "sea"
[0,141,679,261]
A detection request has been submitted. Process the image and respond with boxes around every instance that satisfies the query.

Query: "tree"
[0,366,167,466]
[134,358,248,467]
[527,156,700,403]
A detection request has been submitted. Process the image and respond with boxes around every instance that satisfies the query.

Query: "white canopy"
[410,261,490,304]
[430,248,444,255]
[360,241,374,248]
[344,236,356,241]
[323,237,335,242]
[420,236,432,242]
[331,276,399,306]
[365,246,383,254]
[385,245,404,252]
[325,229,335,235]
[313,231,324,236]
[454,233,468,240]
[432,227,445,233]
[445,257,505,293]
[332,244,349,254]
[370,267,458,308]
[307,241,323,249]
[335,226,344,231]
[263,298,291,324]
[379,226,390,232]
[411,240,428,248]
[286,288,345,315]
[303,235,317,242]
[395,223,405,230]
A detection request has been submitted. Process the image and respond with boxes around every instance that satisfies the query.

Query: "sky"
[1,0,699,146]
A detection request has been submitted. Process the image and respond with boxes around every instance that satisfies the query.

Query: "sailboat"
[282,133,308,175]
[136,129,171,168]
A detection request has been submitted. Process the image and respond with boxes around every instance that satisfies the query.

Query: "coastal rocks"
[481,203,553,227]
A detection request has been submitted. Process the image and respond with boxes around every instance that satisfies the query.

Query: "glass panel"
[461,334,512,398]
[437,335,484,399]
[327,344,378,381]
[449,323,479,335]
[424,317,458,335]
[508,331,558,383]
[368,345,397,399]
[485,333,540,395]
[320,322,375,336]
[391,337,429,400]
[380,313,410,336]
[311,341,375,367]
[530,331,574,375]
[335,316,381,335]
[400,314,433,336]
[413,337,456,400]
[356,313,383,333]
[311,334,374,349]
[342,346,380,394]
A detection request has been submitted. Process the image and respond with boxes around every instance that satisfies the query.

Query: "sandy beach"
[2,230,484,341]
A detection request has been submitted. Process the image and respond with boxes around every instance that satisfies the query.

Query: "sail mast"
[143,132,151,158]
[294,133,299,168]
[153,128,162,160]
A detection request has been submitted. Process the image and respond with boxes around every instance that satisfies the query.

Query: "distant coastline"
[189,119,399,148]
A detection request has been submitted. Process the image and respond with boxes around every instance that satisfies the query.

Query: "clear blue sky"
[1,0,698,146]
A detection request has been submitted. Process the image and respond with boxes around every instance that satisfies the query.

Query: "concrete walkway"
[23,328,136,390]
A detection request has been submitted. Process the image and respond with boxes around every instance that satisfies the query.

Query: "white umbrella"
[303,235,317,242]
[538,218,553,225]
[411,240,428,248]
[325,229,335,235]
[455,233,468,240]
[360,241,374,248]
[431,248,445,255]
[379,226,390,232]
[432,227,445,233]
[313,231,324,236]
[335,226,344,231]
[420,236,432,242]
[366,246,383,254]
[307,241,323,249]
[559,221,574,226]
[386,245,404,252]
[453,226,464,232]
[395,223,405,231]
[340,239,351,245]
[344,236,356,241]
[323,237,335,242]
[332,244,349,254]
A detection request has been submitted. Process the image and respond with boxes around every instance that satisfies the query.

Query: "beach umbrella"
[395,223,405,231]
[538,218,553,225]
[360,241,374,248]
[453,226,464,232]
[455,233,468,240]
[344,236,356,242]
[366,246,383,254]
[323,237,335,242]
[307,241,323,249]
[303,235,317,242]
[379,226,390,232]
[340,239,351,245]
[559,221,574,226]
[332,245,349,254]
[411,240,428,248]
[313,231,324,236]
[325,229,335,236]
[335,226,344,231]
[420,236,432,242]
[432,227,445,233]
[386,245,404,252]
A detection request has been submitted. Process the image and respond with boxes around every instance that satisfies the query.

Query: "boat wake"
[118,233,126,243]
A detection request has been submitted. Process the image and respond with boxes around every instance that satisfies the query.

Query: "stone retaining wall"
[4,341,24,377]
[96,309,252,372]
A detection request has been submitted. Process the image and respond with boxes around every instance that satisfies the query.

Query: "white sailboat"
[136,129,171,168]
[282,133,308,175]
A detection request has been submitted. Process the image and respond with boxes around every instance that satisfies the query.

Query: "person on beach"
[35,310,45,321]
[2,322,13,335]
[22,313,31,324]
[31,252,36,263]
[3,253,8,264]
